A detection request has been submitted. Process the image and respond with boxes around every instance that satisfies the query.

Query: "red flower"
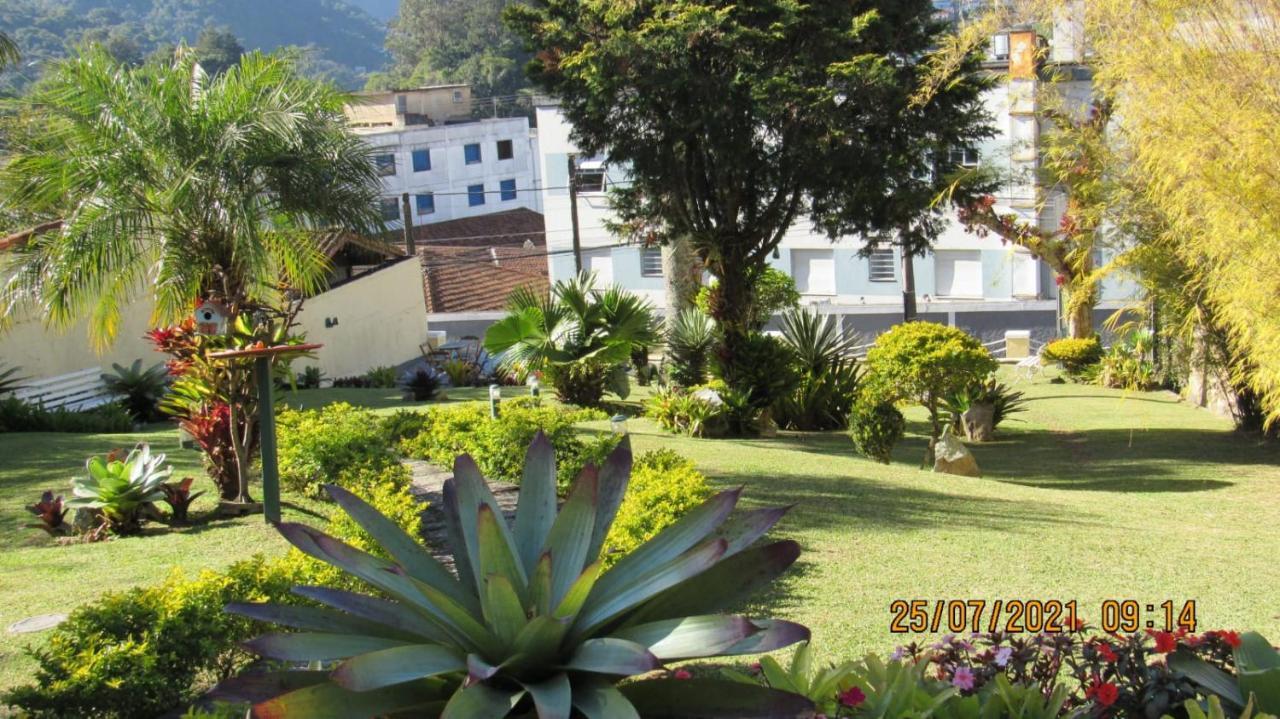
[1085,676,1119,707]
[1096,642,1118,663]
[1149,630,1177,654]
[672,669,692,680]
[1215,630,1241,648]
[838,686,866,708]
[1054,274,1066,287]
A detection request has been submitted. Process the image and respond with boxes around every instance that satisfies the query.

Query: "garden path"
[405,459,519,572]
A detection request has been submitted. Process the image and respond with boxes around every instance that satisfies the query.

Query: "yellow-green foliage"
[864,322,997,407]
[276,402,398,497]
[602,449,711,567]
[1060,0,1280,422]
[398,397,610,487]
[1041,337,1103,373]
[4,468,424,718]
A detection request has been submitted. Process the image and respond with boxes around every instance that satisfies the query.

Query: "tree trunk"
[1065,292,1094,339]
[706,254,757,386]
[901,246,918,322]
[661,235,700,331]
[925,399,941,468]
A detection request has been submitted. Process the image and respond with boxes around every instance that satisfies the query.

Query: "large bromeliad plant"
[225,433,814,717]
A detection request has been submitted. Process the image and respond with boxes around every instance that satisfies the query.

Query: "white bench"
[10,367,118,411]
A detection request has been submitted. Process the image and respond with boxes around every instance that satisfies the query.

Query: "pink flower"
[672,669,692,680]
[951,667,975,691]
[994,647,1013,667]
[838,686,866,708]
[749,661,762,674]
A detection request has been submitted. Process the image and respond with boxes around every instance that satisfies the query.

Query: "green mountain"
[0,0,387,92]
[344,0,399,22]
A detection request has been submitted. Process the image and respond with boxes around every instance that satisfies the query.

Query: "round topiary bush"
[1041,336,1103,375]
[863,322,997,466]
[849,399,906,464]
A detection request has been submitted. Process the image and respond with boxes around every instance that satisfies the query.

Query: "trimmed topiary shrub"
[849,399,906,464]
[863,322,996,465]
[1042,336,1103,375]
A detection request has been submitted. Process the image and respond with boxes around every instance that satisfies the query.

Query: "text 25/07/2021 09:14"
[889,599,1198,635]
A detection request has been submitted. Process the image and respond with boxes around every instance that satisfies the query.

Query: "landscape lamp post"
[611,413,629,436]
[489,384,502,419]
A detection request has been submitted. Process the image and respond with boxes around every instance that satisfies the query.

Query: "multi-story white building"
[347,86,544,228]
[534,16,1134,343]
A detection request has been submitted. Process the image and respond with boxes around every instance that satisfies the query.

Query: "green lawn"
[1,373,1277,693]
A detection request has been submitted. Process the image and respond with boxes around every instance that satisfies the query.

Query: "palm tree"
[485,272,658,406]
[0,45,384,342]
[0,32,19,70]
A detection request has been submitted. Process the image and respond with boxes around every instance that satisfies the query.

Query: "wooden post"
[255,355,280,524]
[567,153,583,273]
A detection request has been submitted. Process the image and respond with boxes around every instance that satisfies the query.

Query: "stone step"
[405,459,519,573]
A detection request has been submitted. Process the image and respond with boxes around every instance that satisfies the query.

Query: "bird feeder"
[194,300,229,336]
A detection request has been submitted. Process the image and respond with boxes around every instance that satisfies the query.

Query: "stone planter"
[961,401,995,442]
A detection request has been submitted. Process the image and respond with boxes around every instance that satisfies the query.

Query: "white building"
[534,22,1134,343]
[347,87,544,228]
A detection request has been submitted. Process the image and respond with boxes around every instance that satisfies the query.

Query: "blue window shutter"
[468,184,485,206]
[500,179,517,201]
[464,143,482,164]
[415,194,434,214]
[412,149,431,172]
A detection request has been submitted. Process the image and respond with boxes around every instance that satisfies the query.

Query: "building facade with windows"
[534,17,1135,343]
[347,87,544,228]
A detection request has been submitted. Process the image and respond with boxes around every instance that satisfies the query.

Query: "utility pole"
[566,153,583,274]
[400,192,416,256]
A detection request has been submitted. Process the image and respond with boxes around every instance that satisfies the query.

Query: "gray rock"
[8,613,67,634]
[933,428,981,477]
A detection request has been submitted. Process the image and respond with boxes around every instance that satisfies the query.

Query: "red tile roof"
[402,209,550,313]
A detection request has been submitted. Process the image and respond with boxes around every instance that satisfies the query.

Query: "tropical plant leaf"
[330,644,466,692]
[620,678,816,718]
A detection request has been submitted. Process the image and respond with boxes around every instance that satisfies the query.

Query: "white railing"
[11,367,117,411]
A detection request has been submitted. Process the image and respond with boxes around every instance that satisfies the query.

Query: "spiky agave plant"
[226,433,813,718]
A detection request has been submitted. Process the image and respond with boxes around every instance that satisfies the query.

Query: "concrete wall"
[0,303,166,381]
[296,258,430,379]
[1,259,430,384]
[347,86,473,130]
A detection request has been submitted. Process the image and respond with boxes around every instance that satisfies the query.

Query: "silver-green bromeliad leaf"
[228,432,812,717]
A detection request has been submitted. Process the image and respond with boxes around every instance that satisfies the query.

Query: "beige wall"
[346,86,473,131]
[0,302,166,381]
[1,258,429,383]
[295,258,429,379]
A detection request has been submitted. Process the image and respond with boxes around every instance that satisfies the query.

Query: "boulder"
[933,428,981,477]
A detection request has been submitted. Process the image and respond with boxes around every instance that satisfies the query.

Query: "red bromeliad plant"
[161,477,206,523]
[26,491,68,535]
[149,303,311,502]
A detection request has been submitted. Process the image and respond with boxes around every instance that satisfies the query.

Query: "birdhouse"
[194,301,229,336]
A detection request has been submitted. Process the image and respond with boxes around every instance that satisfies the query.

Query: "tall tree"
[0,46,383,342]
[810,22,999,322]
[508,0,972,377]
[382,0,532,97]
[959,94,1118,338]
[193,26,245,77]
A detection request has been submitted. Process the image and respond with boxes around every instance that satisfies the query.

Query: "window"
[394,95,407,114]
[452,89,464,103]
[496,139,514,160]
[464,143,482,165]
[468,183,485,207]
[411,149,431,172]
[415,193,435,216]
[868,248,896,282]
[641,247,663,277]
[576,168,606,193]
[936,250,984,298]
[499,179,517,201]
[792,249,836,295]
[374,153,397,177]
[379,197,400,222]
[948,146,980,167]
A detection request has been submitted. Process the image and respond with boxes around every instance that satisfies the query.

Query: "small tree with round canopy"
[863,322,997,466]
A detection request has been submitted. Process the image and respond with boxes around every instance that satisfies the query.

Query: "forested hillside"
[0,0,388,92]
